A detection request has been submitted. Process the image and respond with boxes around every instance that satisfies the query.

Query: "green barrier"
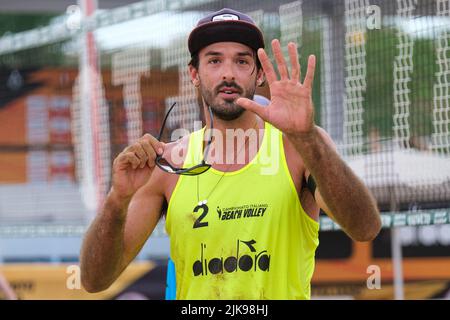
[319,209,450,231]
[0,210,449,237]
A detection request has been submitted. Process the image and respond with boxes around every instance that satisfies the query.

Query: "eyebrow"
[204,51,223,57]
[203,51,253,57]
[237,52,253,58]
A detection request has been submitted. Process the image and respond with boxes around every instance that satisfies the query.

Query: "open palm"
[237,39,316,136]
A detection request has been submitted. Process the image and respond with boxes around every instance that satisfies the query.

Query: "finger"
[303,55,316,89]
[135,141,149,168]
[126,153,141,170]
[257,48,277,85]
[236,98,268,122]
[272,39,289,80]
[142,133,165,155]
[138,139,156,168]
[288,42,300,82]
[118,152,140,170]
[124,143,147,169]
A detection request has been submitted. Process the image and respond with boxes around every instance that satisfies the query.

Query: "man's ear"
[257,69,266,87]
[189,64,200,87]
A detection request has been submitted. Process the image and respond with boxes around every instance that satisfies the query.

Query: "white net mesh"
[279,0,303,58]
[0,0,449,234]
[343,0,368,156]
[111,47,150,144]
[432,0,450,153]
[393,0,416,149]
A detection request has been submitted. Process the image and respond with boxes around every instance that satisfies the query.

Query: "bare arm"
[80,189,129,293]
[288,127,381,241]
[80,134,165,293]
[237,39,381,241]
[80,183,164,292]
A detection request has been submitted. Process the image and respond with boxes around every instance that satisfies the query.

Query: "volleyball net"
[0,0,449,237]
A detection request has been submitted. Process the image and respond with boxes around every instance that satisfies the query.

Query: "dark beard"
[210,99,246,121]
[200,81,256,121]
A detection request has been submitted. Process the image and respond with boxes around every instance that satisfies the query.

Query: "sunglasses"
[155,102,213,175]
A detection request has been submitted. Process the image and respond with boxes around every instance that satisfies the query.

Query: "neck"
[202,104,264,168]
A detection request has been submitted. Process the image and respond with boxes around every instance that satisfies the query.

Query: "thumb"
[236,98,268,121]
[158,142,166,155]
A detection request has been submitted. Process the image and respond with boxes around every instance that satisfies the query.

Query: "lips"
[217,86,241,99]
[219,87,240,94]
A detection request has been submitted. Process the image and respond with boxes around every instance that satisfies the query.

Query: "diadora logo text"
[192,239,270,277]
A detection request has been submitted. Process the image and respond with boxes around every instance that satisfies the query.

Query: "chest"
[167,170,296,237]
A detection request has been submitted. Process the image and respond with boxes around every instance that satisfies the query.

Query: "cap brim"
[188,20,265,56]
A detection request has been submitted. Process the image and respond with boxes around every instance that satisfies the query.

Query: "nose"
[221,60,235,82]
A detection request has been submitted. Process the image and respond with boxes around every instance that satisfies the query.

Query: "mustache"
[215,81,243,94]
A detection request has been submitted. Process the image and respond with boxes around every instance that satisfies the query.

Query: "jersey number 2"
[193,203,208,228]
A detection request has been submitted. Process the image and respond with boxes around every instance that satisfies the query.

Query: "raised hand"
[237,39,316,136]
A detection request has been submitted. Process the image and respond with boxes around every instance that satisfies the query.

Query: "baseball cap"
[188,8,265,57]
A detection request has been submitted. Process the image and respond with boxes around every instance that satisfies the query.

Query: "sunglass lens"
[185,165,210,175]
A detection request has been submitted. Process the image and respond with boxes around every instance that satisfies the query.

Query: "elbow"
[349,213,382,242]
[80,267,112,293]
[351,229,379,242]
[81,277,111,293]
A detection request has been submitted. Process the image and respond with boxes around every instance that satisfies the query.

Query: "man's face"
[191,42,261,121]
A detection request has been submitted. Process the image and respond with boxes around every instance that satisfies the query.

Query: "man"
[165,93,270,300]
[80,8,381,299]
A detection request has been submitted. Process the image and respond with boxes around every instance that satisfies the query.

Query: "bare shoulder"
[281,127,321,220]
[281,125,336,177]
[282,132,303,167]
[283,126,336,155]
[280,126,339,222]
[281,131,304,191]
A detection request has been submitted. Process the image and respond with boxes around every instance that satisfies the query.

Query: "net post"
[390,185,405,300]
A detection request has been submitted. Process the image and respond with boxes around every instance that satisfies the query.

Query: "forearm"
[287,128,381,241]
[80,189,130,292]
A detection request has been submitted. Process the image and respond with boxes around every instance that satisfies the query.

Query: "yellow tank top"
[165,122,319,300]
